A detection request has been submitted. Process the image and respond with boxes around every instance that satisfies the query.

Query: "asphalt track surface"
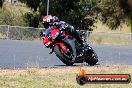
[0,40,132,68]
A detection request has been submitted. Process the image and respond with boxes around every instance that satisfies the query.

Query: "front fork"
[49,48,54,54]
[49,42,68,55]
[62,37,77,62]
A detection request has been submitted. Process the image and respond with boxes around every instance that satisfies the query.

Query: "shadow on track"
[54,64,100,67]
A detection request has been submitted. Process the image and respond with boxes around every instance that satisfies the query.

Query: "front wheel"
[54,45,74,66]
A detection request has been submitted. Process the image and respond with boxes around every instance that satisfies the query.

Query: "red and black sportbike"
[42,28,98,66]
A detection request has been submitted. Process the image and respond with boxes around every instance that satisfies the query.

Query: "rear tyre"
[85,46,98,65]
[86,52,98,65]
[54,45,74,66]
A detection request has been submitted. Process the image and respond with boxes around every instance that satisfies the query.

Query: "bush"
[0,7,26,26]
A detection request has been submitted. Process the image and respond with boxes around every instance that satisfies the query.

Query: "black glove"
[59,26,65,31]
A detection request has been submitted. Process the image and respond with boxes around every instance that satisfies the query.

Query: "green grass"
[0,65,132,88]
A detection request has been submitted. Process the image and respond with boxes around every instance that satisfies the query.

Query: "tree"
[19,0,95,30]
[18,0,41,27]
[119,0,132,32]
[18,0,132,31]
[0,0,4,8]
[23,12,40,28]
[18,0,42,12]
[86,0,132,31]
[92,0,123,29]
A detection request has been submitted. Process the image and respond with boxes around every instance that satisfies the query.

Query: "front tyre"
[54,45,74,66]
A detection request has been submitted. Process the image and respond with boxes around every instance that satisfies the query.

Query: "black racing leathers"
[54,21,83,46]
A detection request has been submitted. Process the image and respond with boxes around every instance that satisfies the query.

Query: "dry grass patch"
[0,65,132,88]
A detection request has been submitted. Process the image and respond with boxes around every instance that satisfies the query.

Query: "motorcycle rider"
[40,15,85,62]
[41,15,84,46]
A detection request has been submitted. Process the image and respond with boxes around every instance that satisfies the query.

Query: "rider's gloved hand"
[59,24,67,33]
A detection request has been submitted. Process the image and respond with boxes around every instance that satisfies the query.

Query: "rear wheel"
[84,46,98,65]
[86,52,98,65]
[54,45,74,66]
